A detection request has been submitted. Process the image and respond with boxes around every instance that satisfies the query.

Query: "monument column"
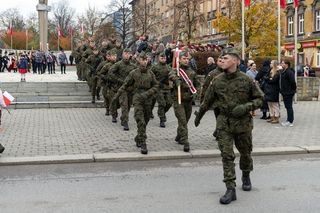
[37,0,51,52]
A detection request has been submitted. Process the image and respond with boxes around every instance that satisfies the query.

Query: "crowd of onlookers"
[0,49,73,81]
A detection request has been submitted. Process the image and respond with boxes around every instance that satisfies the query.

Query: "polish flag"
[0,91,15,107]
[80,23,84,34]
[58,27,62,38]
[244,0,250,7]
[280,0,286,9]
[8,20,13,36]
[294,0,298,8]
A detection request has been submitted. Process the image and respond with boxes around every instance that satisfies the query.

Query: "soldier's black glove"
[231,103,252,118]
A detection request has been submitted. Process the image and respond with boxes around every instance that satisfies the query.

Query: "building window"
[317,49,320,67]
[207,20,216,35]
[287,0,293,3]
[287,16,293,36]
[316,10,320,31]
[298,13,304,34]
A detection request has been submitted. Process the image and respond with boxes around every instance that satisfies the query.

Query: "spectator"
[58,49,68,74]
[203,57,216,76]
[264,60,280,124]
[246,63,258,80]
[280,60,296,127]
[69,54,74,65]
[18,54,29,82]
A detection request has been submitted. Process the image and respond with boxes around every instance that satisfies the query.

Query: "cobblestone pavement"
[0,101,319,157]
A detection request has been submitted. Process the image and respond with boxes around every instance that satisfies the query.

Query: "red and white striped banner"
[179,68,197,94]
[0,90,14,107]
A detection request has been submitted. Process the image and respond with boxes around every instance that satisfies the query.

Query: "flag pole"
[277,0,281,63]
[241,0,245,60]
[294,5,298,103]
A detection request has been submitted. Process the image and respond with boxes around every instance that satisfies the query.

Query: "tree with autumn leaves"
[213,0,279,57]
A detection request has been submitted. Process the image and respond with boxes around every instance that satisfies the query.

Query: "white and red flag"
[0,90,15,107]
[179,68,197,94]
[7,20,13,36]
[280,0,286,8]
[244,0,251,7]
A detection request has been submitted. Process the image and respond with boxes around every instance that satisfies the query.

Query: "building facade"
[284,0,320,68]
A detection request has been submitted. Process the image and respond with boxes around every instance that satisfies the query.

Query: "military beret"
[179,51,188,58]
[108,48,117,55]
[159,51,166,57]
[138,51,147,59]
[222,48,240,59]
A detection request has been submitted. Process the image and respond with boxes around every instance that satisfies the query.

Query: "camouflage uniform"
[85,51,104,102]
[108,50,136,127]
[150,53,172,126]
[169,52,201,152]
[195,69,263,189]
[114,52,158,154]
[97,50,117,115]
[82,46,94,90]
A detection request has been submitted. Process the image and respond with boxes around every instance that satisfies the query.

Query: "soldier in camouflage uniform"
[113,52,158,154]
[76,40,89,81]
[85,48,104,103]
[200,55,224,139]
[108,49,136,130]
[194,49,264,205]
[150,52,172,127]
[169,51,201,152]
[71,42,82,80]
[82,40,95,91]
[97,49,118,115]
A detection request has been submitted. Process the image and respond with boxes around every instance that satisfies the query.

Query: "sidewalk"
[0,101,319,165]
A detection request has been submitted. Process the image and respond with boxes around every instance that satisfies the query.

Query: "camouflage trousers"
[157,89,172,122]
[76,63,82,80]
[111,91,132,123]
[173,99,193,145]
[133,95,152,145]
[91,75,101,98]
[217,130,253,188]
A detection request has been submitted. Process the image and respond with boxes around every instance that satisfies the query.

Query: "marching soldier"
[113,52,158,154]
[169,51,200,152]
[194,49,263,204]
[85,48,104,103]
[108,49,136,130]
[150,52,172,127]
[97,49,118,115]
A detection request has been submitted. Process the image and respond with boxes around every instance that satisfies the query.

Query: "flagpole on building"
[241,0,245,60]
[294,4,298,103]
[277,0,281,63]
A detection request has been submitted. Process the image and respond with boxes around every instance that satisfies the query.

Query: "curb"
[0,146,318,166]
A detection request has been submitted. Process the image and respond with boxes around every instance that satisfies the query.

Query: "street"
[0,154,319,213]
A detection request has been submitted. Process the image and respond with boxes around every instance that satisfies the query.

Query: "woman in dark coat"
[255,59,270,119]
[264,60,280,123]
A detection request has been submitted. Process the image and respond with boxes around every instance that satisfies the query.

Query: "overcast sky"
[0,0,113,18]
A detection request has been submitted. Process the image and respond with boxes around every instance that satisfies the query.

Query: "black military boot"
[0,143,5,153]
[91,96,95,104]
[183,144,190,152]
[242,175,252,191]
[219,187,237,204]
[123,122,129,131]
[160,121,165,128]
[141,143,148,155]
[175,135,183,145]
[105,109,110,116]
[112,116,117,123]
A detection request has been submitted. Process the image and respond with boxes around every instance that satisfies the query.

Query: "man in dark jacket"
[279,60,296,127]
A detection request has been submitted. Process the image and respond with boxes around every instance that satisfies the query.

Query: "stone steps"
[2,82,105,109]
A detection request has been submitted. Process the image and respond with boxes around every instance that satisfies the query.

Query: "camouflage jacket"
[150,62,172,90]
[199,70,264,133]
[116,66,159,102]
[108,60,137,90]
[169,64,201,102]
[200,67,224,102]
[97,61,115,87]
[85,54,104,74]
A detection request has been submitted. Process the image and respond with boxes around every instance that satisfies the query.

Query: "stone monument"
[36,0,51,51]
